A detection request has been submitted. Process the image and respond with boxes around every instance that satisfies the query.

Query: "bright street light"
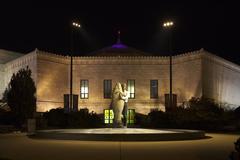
[69,20,81,113]
[72,22,81,28]
[163,20,174,112]
[163,21,174,28]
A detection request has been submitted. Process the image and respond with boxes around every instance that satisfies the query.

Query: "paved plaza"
[0,133,239,160]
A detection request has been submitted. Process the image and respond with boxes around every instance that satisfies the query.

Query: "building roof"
[89,37,152,57]
[0,49,23,64]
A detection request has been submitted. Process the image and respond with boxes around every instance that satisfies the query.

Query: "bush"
[235,137,240,152]
[234,106,240,119]
[42,97,239,131]
[135,113,148,127]
[0,111,15,125]
[188,97,224,114]
[146,97,238,131]
[43,108,102,128]
[43,108,67,127]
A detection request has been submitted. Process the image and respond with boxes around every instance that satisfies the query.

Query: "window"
[80,80,89,99]
[104,109,135,124]
[127,109,135,124]
[127,80,135,99]
[104,109,114,124]
[103,80,112,98]
[150,80,158,98]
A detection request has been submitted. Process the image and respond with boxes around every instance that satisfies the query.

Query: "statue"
[122,83,130,128]
[112,82,125,127]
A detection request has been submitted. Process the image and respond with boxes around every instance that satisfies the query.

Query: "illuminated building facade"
[1,41,240,115]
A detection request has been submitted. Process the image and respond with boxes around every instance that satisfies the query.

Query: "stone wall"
[70,53,202,114]
[74,62,166,114]
[0,49,24,99]
[0,51,37,99]
[202,52,240,109]
[27,50,202,114]
[172,52,203,105]
[3,49,238,114]
[36,51,70,112]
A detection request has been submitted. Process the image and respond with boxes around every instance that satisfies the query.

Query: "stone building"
[1,41,240,115]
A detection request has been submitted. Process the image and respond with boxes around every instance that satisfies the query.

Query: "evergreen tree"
[4,66,36,128]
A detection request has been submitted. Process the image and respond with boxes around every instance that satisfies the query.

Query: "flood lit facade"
[1,41,240,115]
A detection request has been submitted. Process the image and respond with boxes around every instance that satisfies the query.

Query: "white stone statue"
[121,83,130,127]
[112,82,125,127]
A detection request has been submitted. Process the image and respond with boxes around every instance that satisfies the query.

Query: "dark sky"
[0,1,239,63]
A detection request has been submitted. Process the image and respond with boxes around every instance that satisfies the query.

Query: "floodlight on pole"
[163,21,174,28]
[72,22,81,28]
[69,21,81,113]
[163,20,174,111]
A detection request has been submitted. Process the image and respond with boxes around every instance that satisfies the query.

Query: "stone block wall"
[172,52,203,104]
[202,52,240,109]
[36,52,69,112]
[0,51,37,99]
[71,51,203,114]
[2,48,240,114]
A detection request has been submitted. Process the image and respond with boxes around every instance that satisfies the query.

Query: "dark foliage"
[234,106,240,118]
[3,67,36,128]
[43,108,102,128]
[0,112,14,125]
[39,96,239,130]
[146,97,238,131]
[229,137,240,160]
[235,137,240,152]
[134,113,148,127]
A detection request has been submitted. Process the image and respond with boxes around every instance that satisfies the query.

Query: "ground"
[0,133,239,160]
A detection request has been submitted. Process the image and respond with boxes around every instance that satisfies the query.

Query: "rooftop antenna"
[111,29,127,49]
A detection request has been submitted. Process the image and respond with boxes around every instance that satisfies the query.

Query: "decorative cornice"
[202,50,240,73]
[4,50,37,69]
[36,50,70,59]
[34,49,203,65]
[34,49,240,71]
[36,49,204,59]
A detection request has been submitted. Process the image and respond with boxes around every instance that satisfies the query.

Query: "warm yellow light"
[72,22,81,28]
[163,21,174,28]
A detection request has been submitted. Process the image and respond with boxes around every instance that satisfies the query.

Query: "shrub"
[135,113,148,127]
[43,108,102,128]
[0,112,15,125]
[146,97,238,131]
[43,108,67,127]
[235,137,240,152]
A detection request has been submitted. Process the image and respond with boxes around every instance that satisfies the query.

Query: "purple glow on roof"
[111,43,128,49]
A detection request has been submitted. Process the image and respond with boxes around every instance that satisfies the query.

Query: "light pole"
[70,21,81,112]
[163,21,174,111]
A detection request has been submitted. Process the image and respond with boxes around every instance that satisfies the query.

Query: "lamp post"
[70,21,81,112]
[163,21,174,111]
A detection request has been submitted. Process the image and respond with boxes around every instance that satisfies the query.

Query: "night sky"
[0,1,239,63]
